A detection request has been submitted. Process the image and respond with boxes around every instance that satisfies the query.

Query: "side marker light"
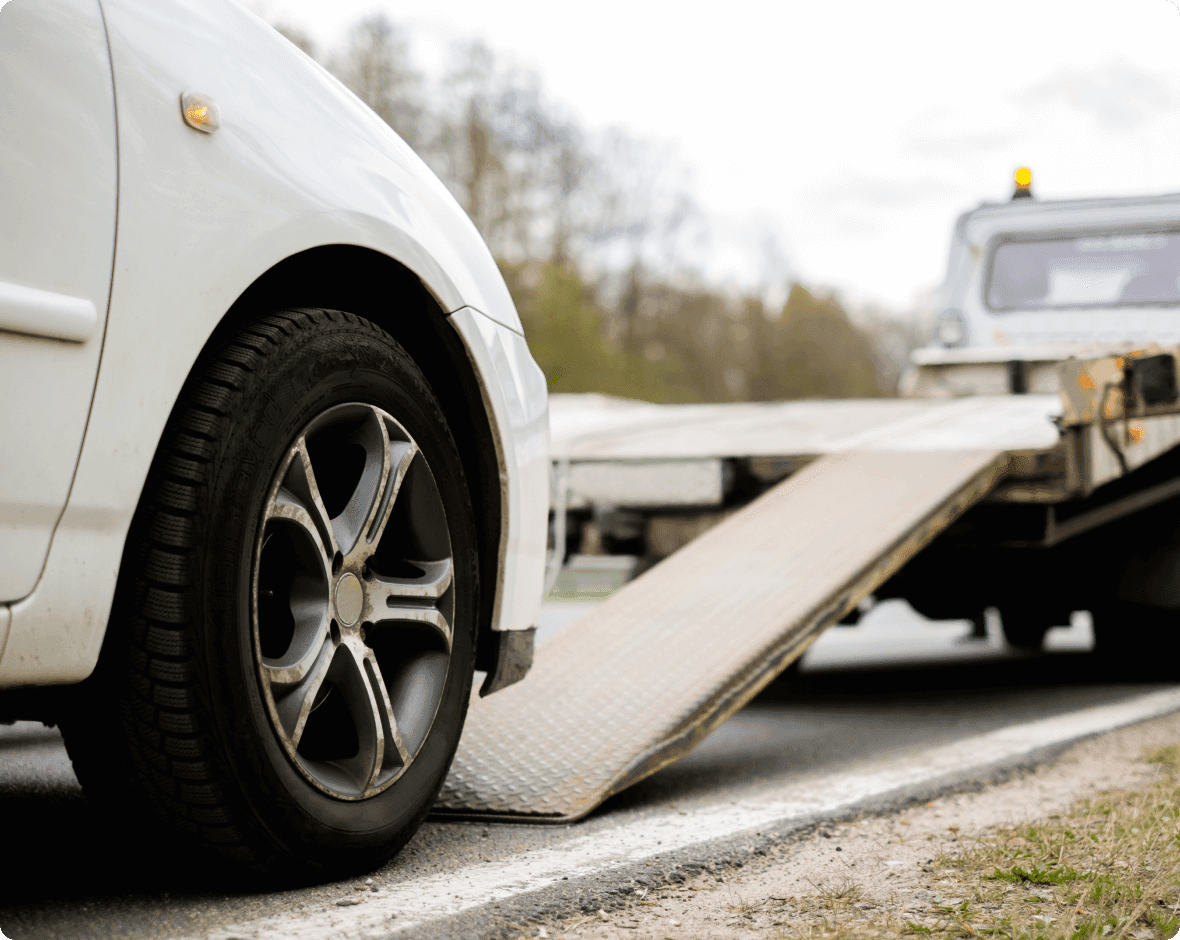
[181,91,220,133]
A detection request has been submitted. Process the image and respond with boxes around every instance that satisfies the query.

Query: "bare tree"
[429,43,569,261]
[331,15,423,148]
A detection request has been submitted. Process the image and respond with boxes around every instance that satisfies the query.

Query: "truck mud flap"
[434,449,1008,822]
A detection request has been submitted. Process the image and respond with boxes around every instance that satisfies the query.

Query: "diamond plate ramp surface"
[435,449,1008,821]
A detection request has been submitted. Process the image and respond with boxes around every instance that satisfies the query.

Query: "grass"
[989,865,1082,887]
[815,877,866,913]
[768,743,1180,940]
[727,891,765,918]
[911,743,1180,940]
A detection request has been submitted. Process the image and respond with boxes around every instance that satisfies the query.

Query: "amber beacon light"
[1012,166,1033,200]
[181,91,221,133]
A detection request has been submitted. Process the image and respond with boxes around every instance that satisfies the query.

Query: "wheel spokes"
[258,443,335,685]
[260,603,330,686]
[271,440,338,565]
[365,558,454,649]
[335,409,417,566]
[332,637,409,793]
[265,633,334,747]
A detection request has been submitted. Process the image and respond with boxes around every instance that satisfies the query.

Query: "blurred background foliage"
[275,16,926,401]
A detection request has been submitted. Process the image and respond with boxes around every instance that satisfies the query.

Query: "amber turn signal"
[181,91,220,133]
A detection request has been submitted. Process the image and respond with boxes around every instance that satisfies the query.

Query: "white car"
[0,0,549,877]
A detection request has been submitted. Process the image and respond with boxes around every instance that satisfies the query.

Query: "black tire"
[998,608,1050,651]
[1091,602,1180,681]
[62,309,478,880]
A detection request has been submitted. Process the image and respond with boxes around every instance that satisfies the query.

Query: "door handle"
[0,280,97,342]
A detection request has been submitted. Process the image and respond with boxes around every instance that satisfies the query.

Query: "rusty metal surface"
[435,449,1008,821]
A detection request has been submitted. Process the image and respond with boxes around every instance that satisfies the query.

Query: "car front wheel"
[64,308,478,879]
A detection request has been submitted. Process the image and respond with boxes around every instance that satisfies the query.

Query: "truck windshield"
[987,231,1180,310]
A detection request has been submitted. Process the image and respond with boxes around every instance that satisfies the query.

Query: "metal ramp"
[435,448,1007,821]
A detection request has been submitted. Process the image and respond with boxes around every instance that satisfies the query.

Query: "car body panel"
[0,0,547,685]
[0,0,117,601]
[449,308,550,639]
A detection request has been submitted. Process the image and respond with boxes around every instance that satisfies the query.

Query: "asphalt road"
[0,600,1170,940]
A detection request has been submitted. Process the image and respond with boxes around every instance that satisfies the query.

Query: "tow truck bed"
[436,351,1180,820]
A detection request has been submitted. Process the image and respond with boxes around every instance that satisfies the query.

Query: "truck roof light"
[1012,167,1033,200]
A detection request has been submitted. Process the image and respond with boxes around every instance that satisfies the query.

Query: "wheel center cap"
[334,572,364,626]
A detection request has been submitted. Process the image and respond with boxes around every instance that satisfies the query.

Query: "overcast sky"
[256,0,1180,311]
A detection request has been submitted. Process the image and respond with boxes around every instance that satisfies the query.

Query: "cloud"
[1020,63,1171,130]
[904,108,1018,157]
[812,175,958,209]
[909,129,1016,157]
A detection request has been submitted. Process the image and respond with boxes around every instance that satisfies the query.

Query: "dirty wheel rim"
[252,402,454,800]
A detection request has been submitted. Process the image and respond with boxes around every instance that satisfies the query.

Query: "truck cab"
[906,174,1180,398]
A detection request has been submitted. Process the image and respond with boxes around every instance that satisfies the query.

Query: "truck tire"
[998,608,1050,651]
[1091,602,1179,680]
[62,309,478,880]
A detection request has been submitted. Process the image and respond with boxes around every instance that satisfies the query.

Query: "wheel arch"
[216,244,505,672]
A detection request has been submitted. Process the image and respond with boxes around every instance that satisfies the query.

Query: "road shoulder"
[536,710,1180,940]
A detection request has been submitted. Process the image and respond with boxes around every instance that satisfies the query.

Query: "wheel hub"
[334,572,364,626]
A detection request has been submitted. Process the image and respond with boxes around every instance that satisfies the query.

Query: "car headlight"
[934,309,968,348]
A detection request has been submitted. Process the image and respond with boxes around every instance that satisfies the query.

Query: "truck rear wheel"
[998,608,1050,651]
[1091,602,1179,680]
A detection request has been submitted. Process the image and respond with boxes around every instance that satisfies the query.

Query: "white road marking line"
[198,687,1180,940]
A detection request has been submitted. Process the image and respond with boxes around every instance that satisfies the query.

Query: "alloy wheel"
[252,402,454,800]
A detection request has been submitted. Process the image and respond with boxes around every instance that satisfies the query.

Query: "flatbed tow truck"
[434,174,1180,824]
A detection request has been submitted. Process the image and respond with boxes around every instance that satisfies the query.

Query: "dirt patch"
[533,710,1180,940]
